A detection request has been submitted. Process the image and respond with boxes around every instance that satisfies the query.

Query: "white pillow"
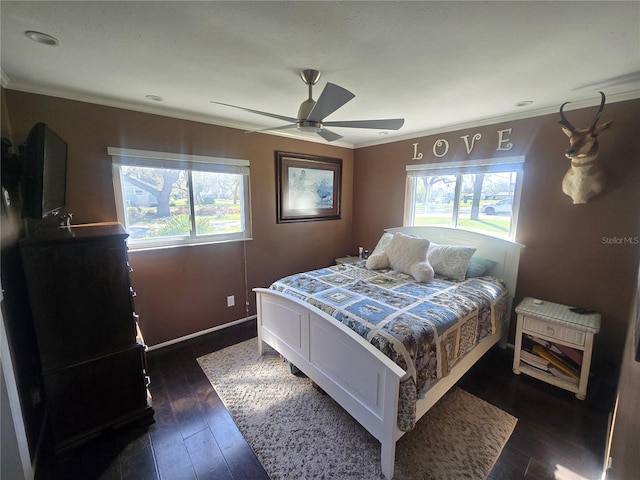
[367,232,434,283]
[370,232,393,257]
[365,251,389,270]
[408,261,435,283]
[428,242,477,281]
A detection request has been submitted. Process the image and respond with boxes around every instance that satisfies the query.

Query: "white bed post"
[256,296,264,355]
[381,440,396,480]
[379,367,401,479]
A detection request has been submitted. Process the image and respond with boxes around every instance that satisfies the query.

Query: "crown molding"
[1,80,356,149]
[3,79,637,150]
[356,89,640,149]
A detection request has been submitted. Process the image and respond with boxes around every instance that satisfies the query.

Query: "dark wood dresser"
[19,222,154,454]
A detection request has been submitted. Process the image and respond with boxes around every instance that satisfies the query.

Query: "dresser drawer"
[522,315,586,347]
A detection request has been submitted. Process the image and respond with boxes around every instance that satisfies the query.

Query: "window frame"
[109,147,252,251]
[404,156,525,240]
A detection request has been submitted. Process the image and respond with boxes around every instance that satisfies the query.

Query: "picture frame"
[275,151,342,223]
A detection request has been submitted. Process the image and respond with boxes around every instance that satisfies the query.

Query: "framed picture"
[276,151,342,223]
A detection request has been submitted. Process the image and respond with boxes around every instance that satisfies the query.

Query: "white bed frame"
[254,226,523,479]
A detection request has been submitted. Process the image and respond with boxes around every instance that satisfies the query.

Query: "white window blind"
[406,156,525,176]
[108,147,249,175]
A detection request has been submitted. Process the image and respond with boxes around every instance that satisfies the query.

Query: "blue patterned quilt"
[270,262,507,431]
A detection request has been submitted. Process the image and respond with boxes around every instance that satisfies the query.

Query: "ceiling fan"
[211,69,405,142]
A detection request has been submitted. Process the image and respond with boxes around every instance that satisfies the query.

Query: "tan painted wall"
[353,99,640,367]
[5,89,640,367]
[4,90,354,346]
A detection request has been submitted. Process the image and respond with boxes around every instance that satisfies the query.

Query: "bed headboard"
[385,226,524,310]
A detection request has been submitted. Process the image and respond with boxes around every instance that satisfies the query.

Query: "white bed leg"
[380,439,396,479]
[256,295,264,355]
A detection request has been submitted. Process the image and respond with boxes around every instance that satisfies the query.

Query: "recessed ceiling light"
[515,100,533,107]
[145,95,164,102]
[25,31,59,46]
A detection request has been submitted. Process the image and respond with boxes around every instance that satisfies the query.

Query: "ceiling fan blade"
[323,118,405,130]
[317,129,343,142]
[244,124,298,134]
[211,101,298,123]
[306,82,355,122]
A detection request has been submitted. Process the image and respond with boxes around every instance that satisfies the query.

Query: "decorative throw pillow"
[367,232,434,283]
[365,251,389,270]
[370,232,393,257]
[428,242,477,281]
[465,257,498,278]
[409,261,435,283]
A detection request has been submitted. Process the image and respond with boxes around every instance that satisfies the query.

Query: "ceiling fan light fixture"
[297,120,322,133]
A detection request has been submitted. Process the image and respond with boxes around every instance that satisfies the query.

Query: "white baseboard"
[146,315,256,352]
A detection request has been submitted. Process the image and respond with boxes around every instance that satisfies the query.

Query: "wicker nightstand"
[513,297,600,400]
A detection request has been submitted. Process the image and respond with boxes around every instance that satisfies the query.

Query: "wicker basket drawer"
[522,315,586,347]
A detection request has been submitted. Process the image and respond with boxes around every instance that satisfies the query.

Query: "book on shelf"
[520,350,550,371]
[532,345,580,380]
[523,334,582,371]
[554,343,583,366]
[548,366,579,384]
[524,334,547,346]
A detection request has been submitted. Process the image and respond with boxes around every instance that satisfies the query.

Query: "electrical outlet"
[227,295,235,307]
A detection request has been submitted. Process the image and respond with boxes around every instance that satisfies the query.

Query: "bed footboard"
[255,288,405,479]
[253,227,522,478]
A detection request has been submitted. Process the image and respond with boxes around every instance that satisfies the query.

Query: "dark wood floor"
[37,320,616,480]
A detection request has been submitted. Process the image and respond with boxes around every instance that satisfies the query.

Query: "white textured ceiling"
[1,1,639,148]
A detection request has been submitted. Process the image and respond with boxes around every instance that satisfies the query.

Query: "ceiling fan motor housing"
[297,69,321,131]
[297,120,322,133]
[297,98,316,123]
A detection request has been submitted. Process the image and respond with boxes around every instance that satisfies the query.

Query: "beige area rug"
[197,338,517,480]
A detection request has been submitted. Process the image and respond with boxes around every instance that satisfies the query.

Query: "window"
[109,148,251,250]
[405,157,524,240]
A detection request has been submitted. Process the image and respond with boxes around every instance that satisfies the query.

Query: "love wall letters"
[411,128,514,160]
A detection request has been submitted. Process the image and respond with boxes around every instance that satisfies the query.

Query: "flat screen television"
[21,123,68,219]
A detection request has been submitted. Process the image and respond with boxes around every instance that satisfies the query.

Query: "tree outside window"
[406,158,523,240]
[110,148,250,249]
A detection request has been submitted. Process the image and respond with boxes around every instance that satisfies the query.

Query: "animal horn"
[591,91,606,129]
[558,101,575,131]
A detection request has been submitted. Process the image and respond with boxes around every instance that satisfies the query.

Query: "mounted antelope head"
[558,91,614,204]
